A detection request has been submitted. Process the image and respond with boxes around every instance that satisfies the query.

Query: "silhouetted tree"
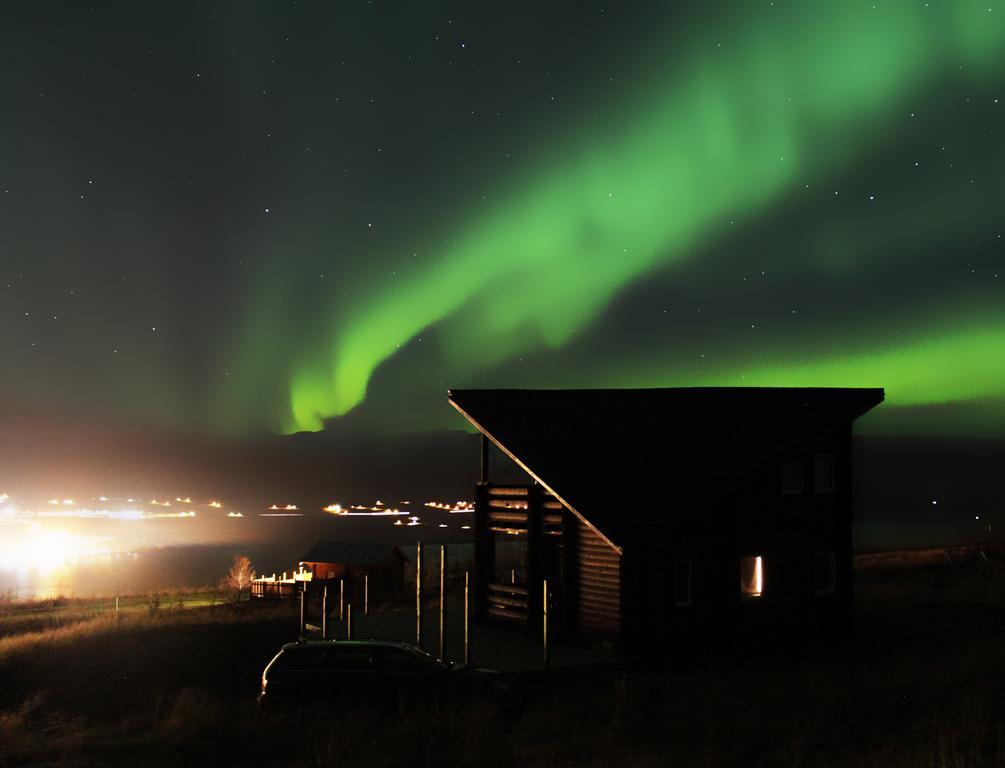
[222,555,256,601]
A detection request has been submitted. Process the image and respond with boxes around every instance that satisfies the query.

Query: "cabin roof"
[448,387,884,552]
[300,541,407,566]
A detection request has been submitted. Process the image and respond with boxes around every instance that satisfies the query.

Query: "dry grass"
[1,553,1004,767]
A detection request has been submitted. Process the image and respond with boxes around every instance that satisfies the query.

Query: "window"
[814,454,836,494]
[674,559,692,607]
[740,556,764,597]
[813,551,836,594]
[279,648,333,671]
[378,650,426,674]
[331,649,375,671]
[781,464,804,494]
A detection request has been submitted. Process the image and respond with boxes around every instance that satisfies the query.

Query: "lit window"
[674,559,692,607]
[814,551,836,594]
[740,556,764,597]
[814,454,836,494]
[781,464,804,494]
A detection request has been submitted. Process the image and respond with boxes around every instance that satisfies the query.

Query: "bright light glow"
[37,507,145,520]
[0,522,110,575]
[208,501,223,508]
[424,500,474,513]
[227,511,244,518]
[740,555,764,597]
[340,503,409,516]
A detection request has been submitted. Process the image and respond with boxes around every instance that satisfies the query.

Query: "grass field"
[1,549,1003,767]
[0,589,227,640]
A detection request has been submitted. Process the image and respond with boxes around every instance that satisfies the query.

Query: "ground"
[1,549,1003,767]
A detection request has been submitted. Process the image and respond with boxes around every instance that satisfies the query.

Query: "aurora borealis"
[2,2,1004,437]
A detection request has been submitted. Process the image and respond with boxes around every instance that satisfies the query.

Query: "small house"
[448,387,884,656]
[300,541,408,600]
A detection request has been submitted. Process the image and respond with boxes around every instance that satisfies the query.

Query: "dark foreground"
[1,549,1004,767]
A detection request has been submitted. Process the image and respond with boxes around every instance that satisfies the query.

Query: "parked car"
[258,639,504,709]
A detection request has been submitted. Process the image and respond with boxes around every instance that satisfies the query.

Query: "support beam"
[464,571,471,666]
[416,542,423,648]
[322,584,329,640]
[299,584,307,640]
[439,544,447,660]
[543,578,550,668]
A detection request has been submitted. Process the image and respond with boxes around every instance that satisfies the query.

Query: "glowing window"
[814,454,836,494]
[781,464,804,494]
[674,559,692,607]
[814,551,836,594]
[740,556,764,597]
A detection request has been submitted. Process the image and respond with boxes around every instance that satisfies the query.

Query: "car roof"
[279,639,433,654]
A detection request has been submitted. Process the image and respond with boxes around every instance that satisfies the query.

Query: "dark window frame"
[781,463,804,494]
[813,453,836,494]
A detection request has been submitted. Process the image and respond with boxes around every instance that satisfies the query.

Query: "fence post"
[299,584,307,640]
[364,573,369,615]
[339,578,344,620]
[115,596,119,614]
[439,544,447,661]
[416,542,423,648]
[543,578,549,668]
[322,583,329,640]
[464,571,471,667]
[347,603,353,640]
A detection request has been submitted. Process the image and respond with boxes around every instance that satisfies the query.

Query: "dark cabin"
[448,387,884,656]
[300,541,408,599]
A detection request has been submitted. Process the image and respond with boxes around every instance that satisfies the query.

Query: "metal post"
[464,571,471,667]
[347,603,353,640]
[543,578,549,668]
[364,573,369,615]
[299,584,307,640]
[322,584,329,640]
[416,542,423,648]
[439,544,446,660]
[339,578,344,620]
[115,596,119,614]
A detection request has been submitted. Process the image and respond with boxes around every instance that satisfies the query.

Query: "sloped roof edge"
[448,397,623,555]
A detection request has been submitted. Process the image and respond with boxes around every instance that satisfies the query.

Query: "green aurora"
[283,2,1005,434]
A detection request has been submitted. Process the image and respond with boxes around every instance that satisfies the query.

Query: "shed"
[300,541,408,599]
[448,387,884,655]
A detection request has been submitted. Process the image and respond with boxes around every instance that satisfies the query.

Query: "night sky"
[2,2,1003,438]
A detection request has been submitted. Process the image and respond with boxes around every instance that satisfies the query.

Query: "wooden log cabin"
[448,387,884,656]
